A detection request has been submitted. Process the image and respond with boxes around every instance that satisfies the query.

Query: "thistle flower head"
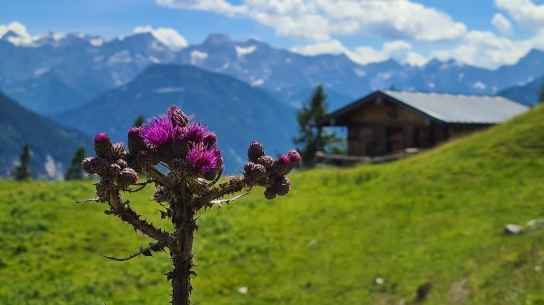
[183,123,208,144]
[117,168,139,188]
[243,162,266,185]
[140,115,177,147]
[287,149,302,167]
[264,188,276,200]
[88,157,110,176]
[256,155,274,170]
[95,132,109,143]
[278,154,291,165]
[168,105,189,128]
[187,144,222,174]
[112,142,126,160]
[271,176,291,196]
[94,132,114,160]
[128,127,146,155]
[270,150,300,177]
[248,141,265,162]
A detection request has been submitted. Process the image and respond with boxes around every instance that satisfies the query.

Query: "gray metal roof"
[380,90,528,124]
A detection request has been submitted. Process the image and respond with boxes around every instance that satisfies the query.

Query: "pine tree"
[65,147,87,180]
[293,85,344,166]
[133,115,145,127]
[538,83,544,104]
[11,143,33,181]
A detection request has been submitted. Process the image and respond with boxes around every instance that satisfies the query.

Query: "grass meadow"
[3,106,544,304]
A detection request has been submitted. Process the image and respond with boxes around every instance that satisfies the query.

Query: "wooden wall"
[344,98,491,156]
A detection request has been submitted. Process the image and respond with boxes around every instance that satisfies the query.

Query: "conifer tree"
[11,143,33,181]
[293,85,344,166]
[133,115,145,127]
[65,147,86,180]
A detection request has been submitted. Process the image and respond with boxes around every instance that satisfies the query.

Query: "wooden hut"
[317,90,528,157]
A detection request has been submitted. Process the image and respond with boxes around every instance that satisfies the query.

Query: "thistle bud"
[269,155,292,177]
[94,132,114,161]
[243,162,266,185]
[117,168,138,188]
[264,188,276,200]
[168,105,189,128]
[271,176,291,196]
[112,142,126,160]
[128,127,146,156]
[81,157,95,174]
[256,155,274,170]
[153,187,170,203]
[287,149,302,167]
[89,157,110,176]
[115,159,128,169]
[109,163,122,178]
[248,141,265,162]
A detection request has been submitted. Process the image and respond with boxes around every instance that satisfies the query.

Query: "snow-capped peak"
[132,26,188,51]
[235,45,257,57]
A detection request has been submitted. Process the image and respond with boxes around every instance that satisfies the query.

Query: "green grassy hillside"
[2,106,544,304]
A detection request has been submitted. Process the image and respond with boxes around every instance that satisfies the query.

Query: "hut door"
[386,127,404,153]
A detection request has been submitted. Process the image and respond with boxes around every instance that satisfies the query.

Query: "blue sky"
[4,0,544,69]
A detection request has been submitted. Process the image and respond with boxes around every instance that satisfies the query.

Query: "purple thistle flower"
[95,132,109,143]
[140,115,177,147]
[278,154,291,165]
[287,149,302,166]
[187,144,221,174]
[128,127,141,134]
[94,132,114,160]
[183,123,208,144]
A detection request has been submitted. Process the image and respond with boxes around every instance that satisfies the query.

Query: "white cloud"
[290,40,346,56]
[133,26,188,50]
[156,0,246,15]
[491,13,513,35]
[291,39,430,66]
[157,0,467,42]
[432,30,533,69]
[495,0,544,31]
[0,21,31,38]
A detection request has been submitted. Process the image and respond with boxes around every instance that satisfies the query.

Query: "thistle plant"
[79,105,300,305]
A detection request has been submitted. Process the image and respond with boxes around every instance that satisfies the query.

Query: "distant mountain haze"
[0,91,92,178]
[2,30,544,119]
[498,75,544,106]
[54,64,297,173]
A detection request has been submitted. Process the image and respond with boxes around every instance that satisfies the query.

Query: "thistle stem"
[170,182,196,305]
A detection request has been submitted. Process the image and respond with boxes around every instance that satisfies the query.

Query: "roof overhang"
[317,90,500,127]
[317,90,444,127]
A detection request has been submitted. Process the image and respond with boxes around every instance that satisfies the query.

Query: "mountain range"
[0,91,92,178]
[2,29,544,120]
[54,64,298,172]
[2,27,544,178]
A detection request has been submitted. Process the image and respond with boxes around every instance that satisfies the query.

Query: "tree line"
[11,86,340,181]
[10,115,147,181]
